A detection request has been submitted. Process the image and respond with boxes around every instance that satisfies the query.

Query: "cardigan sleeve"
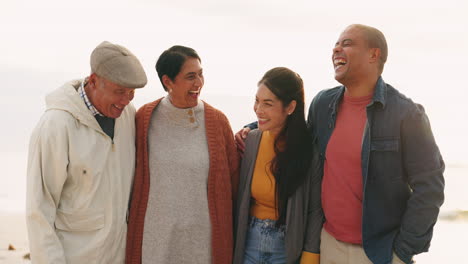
[221,114,240,202]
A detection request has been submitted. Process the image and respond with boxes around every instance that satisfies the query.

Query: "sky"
[0,0,467,211]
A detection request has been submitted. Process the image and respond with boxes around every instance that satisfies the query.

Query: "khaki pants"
[320,228,405,264]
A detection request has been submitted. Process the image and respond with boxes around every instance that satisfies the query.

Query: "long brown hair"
[259,67,313,226]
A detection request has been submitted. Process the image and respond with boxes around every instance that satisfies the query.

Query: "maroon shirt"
[322,93,372,244]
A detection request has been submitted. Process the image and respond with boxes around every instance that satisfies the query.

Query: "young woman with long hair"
[233,67,323,264]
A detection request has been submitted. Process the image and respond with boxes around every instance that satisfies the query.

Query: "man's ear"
[88,73,99,90]
[369,48,381,63]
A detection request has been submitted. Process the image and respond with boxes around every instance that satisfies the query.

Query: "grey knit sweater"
[142,97,211,263]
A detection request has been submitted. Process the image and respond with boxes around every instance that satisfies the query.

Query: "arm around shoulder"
[222,114,240,201]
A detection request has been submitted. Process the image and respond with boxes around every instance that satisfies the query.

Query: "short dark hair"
[351,24,388,74]
[155,45,201,91]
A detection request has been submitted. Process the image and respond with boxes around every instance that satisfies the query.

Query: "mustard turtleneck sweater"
[250,131,319,264]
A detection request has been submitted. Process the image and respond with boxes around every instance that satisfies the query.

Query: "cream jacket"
[26,80,136,263]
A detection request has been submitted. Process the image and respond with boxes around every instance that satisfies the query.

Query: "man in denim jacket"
[308,24,445,264]
[236,24,444,264]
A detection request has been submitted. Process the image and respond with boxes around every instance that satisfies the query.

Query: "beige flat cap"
[90,41,147,88]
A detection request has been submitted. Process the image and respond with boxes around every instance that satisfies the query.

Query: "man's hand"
[234,127,251,155]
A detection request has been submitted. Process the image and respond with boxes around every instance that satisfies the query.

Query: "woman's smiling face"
[164,57,204,108]
[254,83,295,135]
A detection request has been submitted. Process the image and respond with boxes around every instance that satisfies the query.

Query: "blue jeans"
[243,217,286,264]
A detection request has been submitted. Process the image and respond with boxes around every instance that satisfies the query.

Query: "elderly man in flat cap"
[26,41,147,264]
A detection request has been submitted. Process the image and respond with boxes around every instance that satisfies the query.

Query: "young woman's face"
[254,83,295,135]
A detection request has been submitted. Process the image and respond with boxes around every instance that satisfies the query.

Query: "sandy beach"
[1,211,467,264]
[0,213,30,264]
[2,165,465,264]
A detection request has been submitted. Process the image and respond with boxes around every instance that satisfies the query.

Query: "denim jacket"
[307,77,445,264]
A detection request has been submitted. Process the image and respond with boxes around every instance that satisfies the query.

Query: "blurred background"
[1,0,467,263]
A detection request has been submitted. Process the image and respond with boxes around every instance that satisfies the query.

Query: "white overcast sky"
[2,3,467,259]
[1,0,467,169]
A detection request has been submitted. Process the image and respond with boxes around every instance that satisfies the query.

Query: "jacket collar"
[329,76,387,112]
[45,80,108,132]
[372,76,387,108]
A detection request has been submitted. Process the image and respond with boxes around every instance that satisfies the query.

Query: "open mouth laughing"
[333,57,347,70]
[257,117,269,125]
[113,104,124,111]
[188,88,201,98]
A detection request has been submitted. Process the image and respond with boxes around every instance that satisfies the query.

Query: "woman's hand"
[234,127,251,155]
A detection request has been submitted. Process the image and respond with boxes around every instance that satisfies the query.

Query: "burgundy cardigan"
[125,98,240,264]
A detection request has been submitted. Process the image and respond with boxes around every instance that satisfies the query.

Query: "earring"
[168,88,173,93]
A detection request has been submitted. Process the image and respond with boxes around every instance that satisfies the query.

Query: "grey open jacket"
[233,129,324,264]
